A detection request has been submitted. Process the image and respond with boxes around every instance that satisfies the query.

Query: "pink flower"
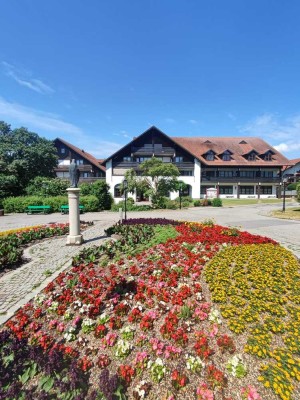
[209,324,218,337]
[197,383,214,400]
[241,385,261,400]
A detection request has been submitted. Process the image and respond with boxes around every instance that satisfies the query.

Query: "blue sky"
[1,0,300,160]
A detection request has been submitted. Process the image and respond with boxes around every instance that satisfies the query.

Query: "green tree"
[297,182,300,202]
[0,121,58,198]
[26,177,69,197]
[79,180,112,210]
[125,157,180,207]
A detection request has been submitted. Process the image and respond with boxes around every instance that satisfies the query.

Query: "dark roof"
[55,138,106,172]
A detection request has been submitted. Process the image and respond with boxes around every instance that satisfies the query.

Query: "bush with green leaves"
[194,200,202,207]
[297,182,300,202]
[79,180,112,210]
[212,197,222,207]
[287,183,297,191]
[111,198,152,212]
[3,195,100,213]
[26,177,69,197]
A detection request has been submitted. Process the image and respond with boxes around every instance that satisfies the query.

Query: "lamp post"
[179,182,182,210]
[123,179,128,220]
[282,178,287,212]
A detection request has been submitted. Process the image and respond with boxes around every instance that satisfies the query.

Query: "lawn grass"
[221,198,293,207]
[271,207,300,220]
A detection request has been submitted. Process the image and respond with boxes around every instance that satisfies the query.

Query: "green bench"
[60,205,85,214]
[26,205,52,214]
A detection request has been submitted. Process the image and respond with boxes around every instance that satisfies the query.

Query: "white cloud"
[2,61,54,94]
[274,141,300,153]
[0,97,82,135]
[240,113,300,155]
[189,119,198,124]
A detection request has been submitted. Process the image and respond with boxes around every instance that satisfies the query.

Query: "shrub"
[287,183,297,190]
[181,200,191,208]
[80,195,100,212]
[297,182,300,202]
[3,196,43,213]
[3,195,100,213]
[80,180,113,210]
[194,200,201,207]
[164,199,178,209]
[26,177,69,197]
[175,196,193,204]
[212,198,223,207]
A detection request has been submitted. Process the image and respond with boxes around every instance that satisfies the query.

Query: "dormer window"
[222,150,231,161]
[264,152,273,161]
[248,152,256,161]
[206,150,215,161]
[61,147,66,154]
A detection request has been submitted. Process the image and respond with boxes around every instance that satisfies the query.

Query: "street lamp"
[282,178,287,212]
[123,179,128,220]
[179,182,182,209]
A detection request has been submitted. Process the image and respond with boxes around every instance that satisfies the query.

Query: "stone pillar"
[66,188,83,245]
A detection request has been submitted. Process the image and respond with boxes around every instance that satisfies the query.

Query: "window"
[264,152,272,161]
[180,170,193,176]
[123,156,132,162]
[261,171,273,178]
[261,186,272,194]
[206,151,215,161]
[82,172,89,178]
[61,147,66,154]
[57,171,70,178]
[219,186,233,195]
[240,186,254,195]
[76,159,84,165]
[218,170,234,178]
[222,151,231,161]
[248,152,256,161]
[240,170,255,178]
[136,157,151,163]
[114,184,122,197]
[175,156,183,163]
[201,186,210,194]
[203,170,215,177]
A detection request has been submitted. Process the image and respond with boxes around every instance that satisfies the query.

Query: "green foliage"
[26,177,69,196]
[124,158,180,208]
[296,182,300,202]
[287,183,297,190]
[80,195,100,212]
[147,225,178,247]
[79,180,112,210]
[212,197,223,207]
[175,195,193,204]
[0,121,57,199]
[111,198,152,212]
[194,200,201,207]
[3,196,44,213]
[3,195,99,213]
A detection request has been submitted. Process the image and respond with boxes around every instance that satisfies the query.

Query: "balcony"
[201,175,280,183]
[173,162,194,169]
[131,146,175,156]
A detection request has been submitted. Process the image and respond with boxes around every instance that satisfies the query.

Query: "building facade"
[103,126,290,202]
[282,158,300,183]
[54,138,106,183]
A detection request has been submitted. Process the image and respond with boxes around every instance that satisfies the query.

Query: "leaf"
[3,352,14,367]
[38,375,54,392]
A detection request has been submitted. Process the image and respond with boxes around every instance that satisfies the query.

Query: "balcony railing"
[131,146,175,156]
[201,176,280,183]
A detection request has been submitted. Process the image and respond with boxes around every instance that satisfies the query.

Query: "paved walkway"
[0,203,299,325]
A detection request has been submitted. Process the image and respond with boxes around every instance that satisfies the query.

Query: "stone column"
[66,188,83,245]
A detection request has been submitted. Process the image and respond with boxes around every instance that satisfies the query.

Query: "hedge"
[3,195,100,213]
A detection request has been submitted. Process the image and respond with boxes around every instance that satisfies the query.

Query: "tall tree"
[124,157,179,207]
[0,121,58,198]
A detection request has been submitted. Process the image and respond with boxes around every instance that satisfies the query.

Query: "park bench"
[26,205,52,214]
[60,205,85,214]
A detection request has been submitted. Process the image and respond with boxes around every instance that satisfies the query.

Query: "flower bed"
[0,222,93,270]
[0,220,298,399]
